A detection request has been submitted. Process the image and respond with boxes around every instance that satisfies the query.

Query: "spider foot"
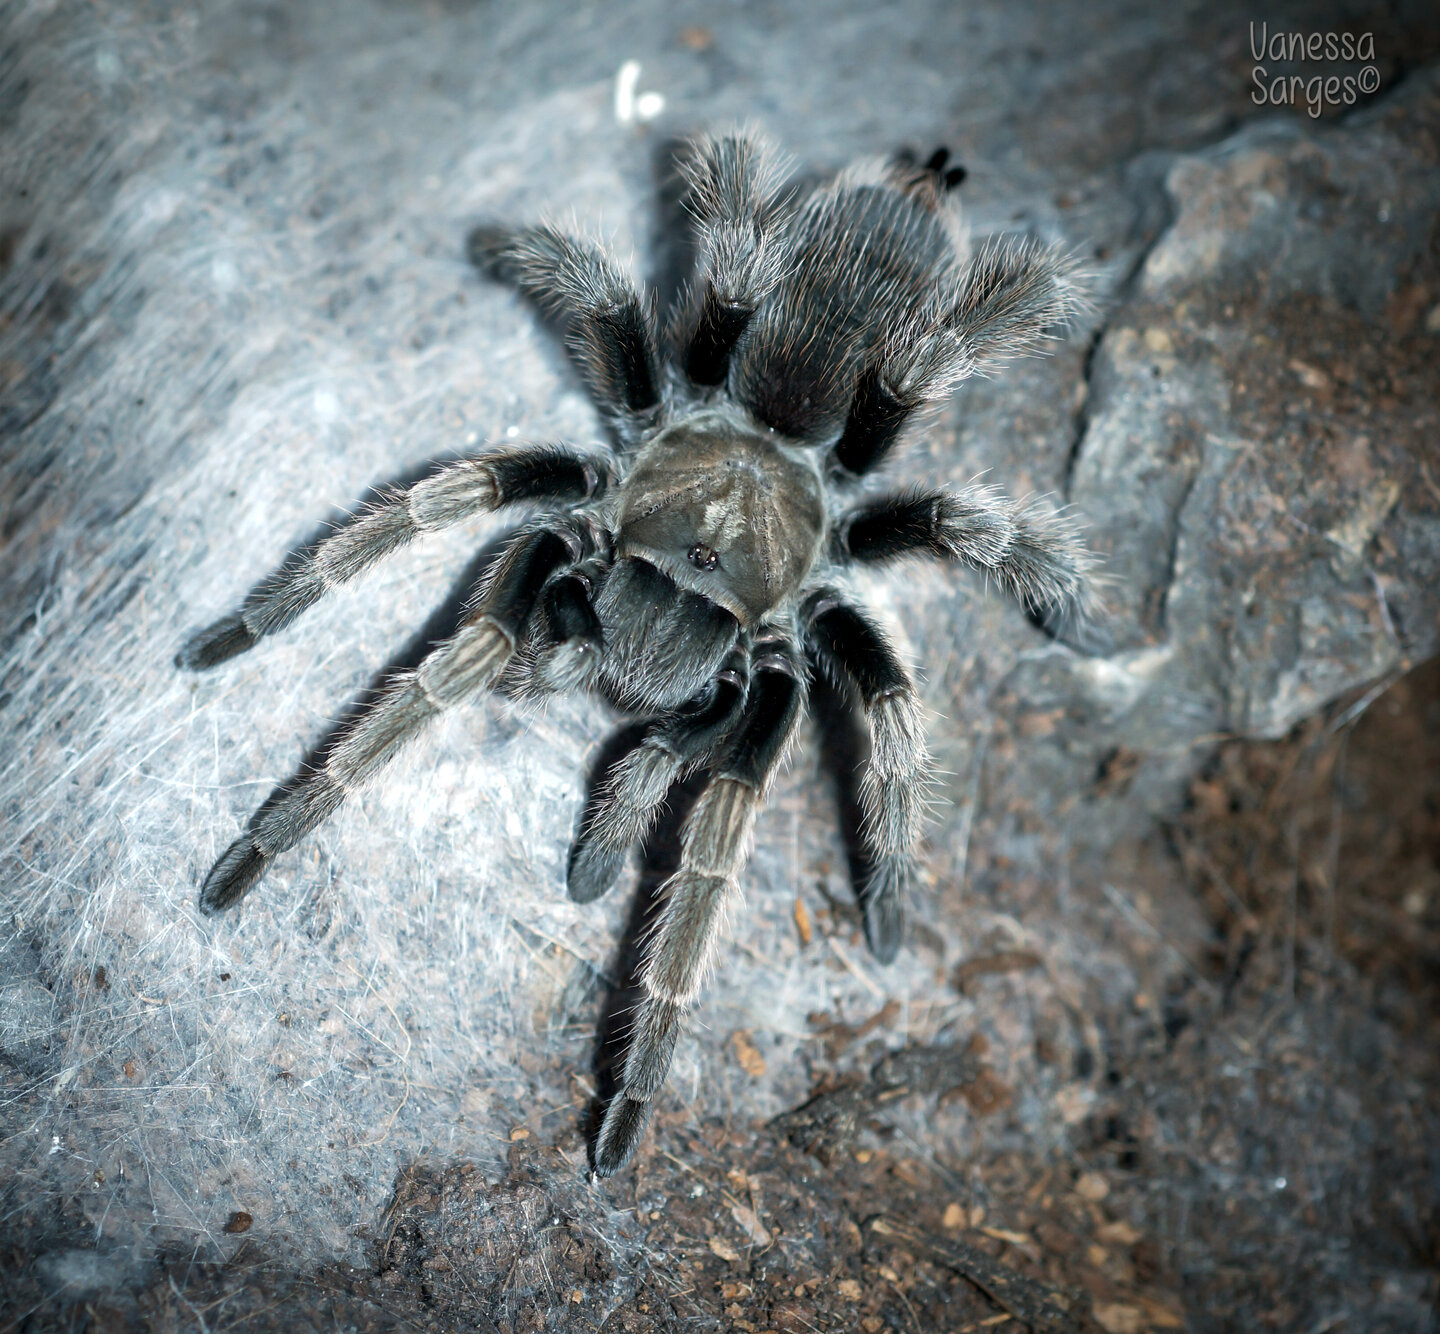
[199,833,270,914]
[566,834,626,904]
[593,1093,651,1177]
[864,893,904,964]
[893,145,967,194]
[924,146,968,190]
[860,854,911,964]
[465,223,516,275]
[177,613,255,670]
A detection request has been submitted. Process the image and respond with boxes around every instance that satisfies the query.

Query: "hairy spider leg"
[833,236,1089,477]
[566,646,751,905]
[593,636,803,1177]
[198,521,589,913]
[835,484,1097,624]
[525,561,611,695]
[474,225,661,445]
[671,132,795,386]
[178,443,605,669]
[802,594,927,962]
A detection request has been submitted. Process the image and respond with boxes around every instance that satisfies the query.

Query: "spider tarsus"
[199,835,269,914]
[593,1094,651,1177]
[863,881,906,965]
[565,835,626,905]
[177,614,255,670]
[464,223,514,275]
[861,847,913,964]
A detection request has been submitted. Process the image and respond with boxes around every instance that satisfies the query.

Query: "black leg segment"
[717,639,802,788]
[594,301,661,414]
[683,286,754,386]
[481,525,588,641]
[832,364,914,477]
[836,489,1003,564]
[487,445,608,507]
[803,594,909,702]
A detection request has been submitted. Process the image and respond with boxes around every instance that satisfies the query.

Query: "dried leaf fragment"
[1093,1304,1145,1334]
[1097,1220,1142,1245]
[731,1029,767,1078]
[980,1226,1034,1246]
[793,897,813,945]
[954,950,1043,995]
[708,1235,742,1263]
[730,1201,771,1247]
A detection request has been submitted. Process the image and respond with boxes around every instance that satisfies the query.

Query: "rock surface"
[1,2,1437,1330]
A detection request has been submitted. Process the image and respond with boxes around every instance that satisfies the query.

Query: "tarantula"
[181,133,1094,1177]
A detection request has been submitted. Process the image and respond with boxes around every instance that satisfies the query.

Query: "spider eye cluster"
[688,543,720,572]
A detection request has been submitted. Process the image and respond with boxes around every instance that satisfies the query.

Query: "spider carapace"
[181,134,1095,1176]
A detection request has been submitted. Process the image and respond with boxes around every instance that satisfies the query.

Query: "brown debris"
[792,897,813,946]
[807,998,901,1060]
[774,1041,982,1158]
[954,950,1044,995]
[868,1216,1087,1334]
[730,1030,768,1079]
[940,1066,1014,1117]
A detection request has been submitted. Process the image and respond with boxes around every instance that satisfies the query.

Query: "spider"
[180,133,1095,1177]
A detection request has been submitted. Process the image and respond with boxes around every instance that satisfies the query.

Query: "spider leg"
[566,647,750,904]
[198,521,588,914]
[474,224,660,443]
[179,443,606,669]
[834,485,1097,625]
[593,636,802,1176]
[672,131,794,386]
[802,593,927,963]
[833,236,1089,476]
